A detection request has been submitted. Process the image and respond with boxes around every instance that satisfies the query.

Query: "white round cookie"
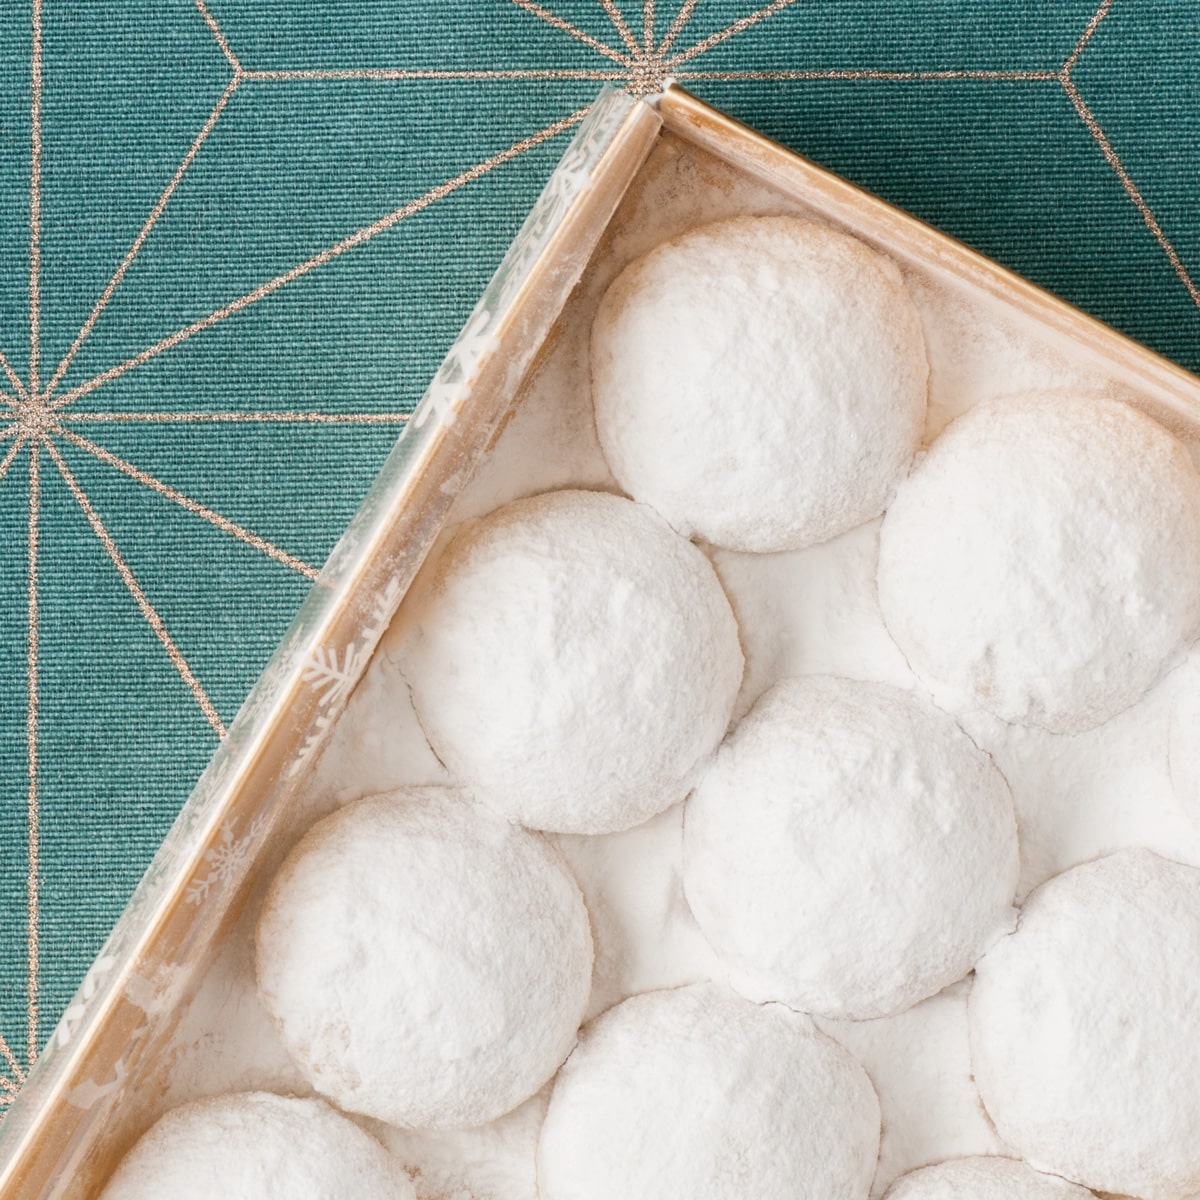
[591,215,927,552]
[969,849,1200,1199]
[400,489,743,834]
[100,1092,414,1200]
[883,1157,1096,1198]
[256,789,593,1129]
[536,984,880,1200]
[684,675,1018,1019]
[878,391,1200,733]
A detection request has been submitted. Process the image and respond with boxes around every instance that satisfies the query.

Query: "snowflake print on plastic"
[185,815,269,907]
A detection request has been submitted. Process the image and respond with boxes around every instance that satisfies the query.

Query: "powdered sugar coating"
[591,216,928,552]
[255,789,593,1129]
[536,984,880,1200]
[684,676,1018,1019]
[883,1157,1095,1199]
[100,1092,414,1200]
[400,490,743,834]
[878,391,1200,733]
[1169,653,1200,827]
[969,849,1200,1199]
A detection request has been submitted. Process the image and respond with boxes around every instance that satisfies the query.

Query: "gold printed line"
[600,0,642,56]
[1063,0,1115,77]
[0,1054,21,1089]
[665,0,800,65]
[643,0,656,49]
[45,439,229,738]
[0,434,29,483]
[55,426,319,580]
[1,423,23,443]
[26,441,40,1066]
[677,67,1058,81]
[66,410,410,424]
[44,78,241,401]
[0,350,28,401]
[1062,78,1200,310]
[29,0,43,395]
[52,107,589,410]
[507,0,631,64]
[656,0,700,55]
[194,0,243,76]
[242,67,625,81]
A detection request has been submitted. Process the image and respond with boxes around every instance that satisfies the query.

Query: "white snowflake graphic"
[184,814,268,907]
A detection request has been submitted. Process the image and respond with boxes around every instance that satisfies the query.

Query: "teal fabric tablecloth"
[0,0,1196,1101]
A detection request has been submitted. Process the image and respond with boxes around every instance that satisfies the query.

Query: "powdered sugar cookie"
[684,676,1018,1019]
[878,391,1200,733]
[100,1092,414,1199]
[591,216,927,552]
[400,489,743,834]
[536,984,880,1200]
[256,789,592,1129]
[883,1156,1095,1198]
[969,849,1200,1198]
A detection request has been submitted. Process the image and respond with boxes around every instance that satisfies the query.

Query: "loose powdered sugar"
[255,788,593,1130]
[369,1090,549,1200]
[398,489,744,834]
[684,676,1019,1020]
[553,802,724,1020]
[100,1092,415,1200]
[591,216,928,553]
[536,984,881,1200]
[814,982,1007,1190]
[1169,654,1200,827]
